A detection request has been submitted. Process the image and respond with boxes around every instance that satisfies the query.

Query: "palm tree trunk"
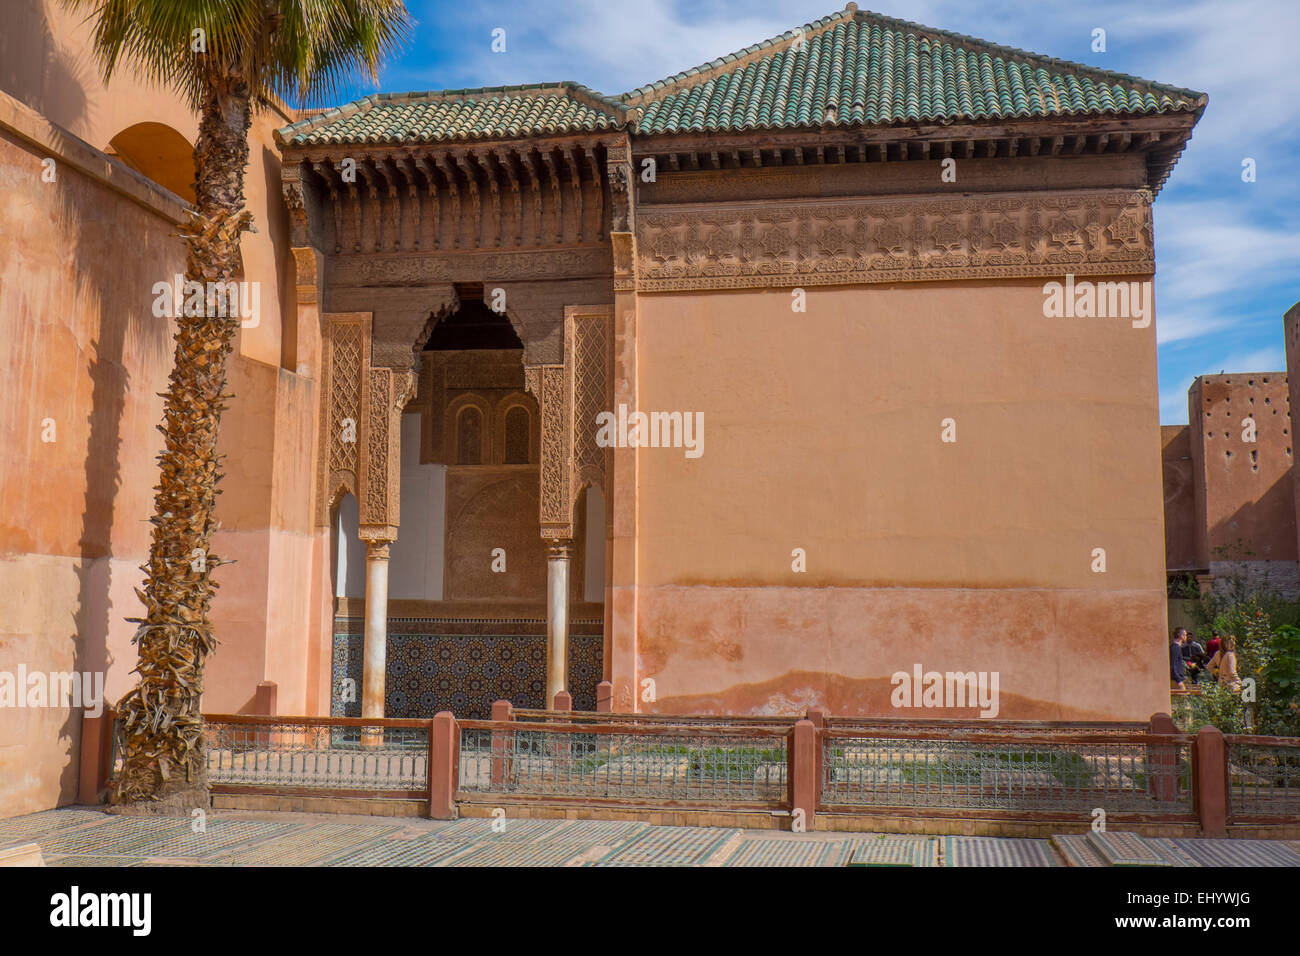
[111,74,252,811]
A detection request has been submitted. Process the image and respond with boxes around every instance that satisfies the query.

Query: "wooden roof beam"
[562,146,583,243]
[517,148,543,247]
[539,150,562,243]
[584,145,603,241]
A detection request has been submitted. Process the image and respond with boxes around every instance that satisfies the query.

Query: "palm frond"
[58,0,412,111]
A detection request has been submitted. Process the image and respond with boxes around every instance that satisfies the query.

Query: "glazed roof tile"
[277,7,1205,147]
[276,83,628,147]
[625,7,1205,134]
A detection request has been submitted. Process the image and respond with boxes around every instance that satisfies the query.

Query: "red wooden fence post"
[789,719,817,832]
[429,711,459,820]
[552,692,572,768]
[254,681,278,750]
[491,699,513,788]
[77,709,114,805]
[1195,725,1229,837]
[1147,712,1178,803]
[806,707,827,800]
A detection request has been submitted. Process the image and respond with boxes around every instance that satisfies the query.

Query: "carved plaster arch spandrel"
[523,304,613,540]
[525,361,572,538]
[568,306,612,506]
[528,363,572,539]
[317,312,371,527]
[359,364,417,528]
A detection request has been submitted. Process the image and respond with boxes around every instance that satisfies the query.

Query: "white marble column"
[362,538,392,718]
[546,539,573,709]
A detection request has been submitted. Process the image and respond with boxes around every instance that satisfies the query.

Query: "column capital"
[359,524,397,560]
[358,523,398,544]
[547,538,574,560]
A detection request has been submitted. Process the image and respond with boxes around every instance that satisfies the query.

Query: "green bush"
[1179,584,1300,737]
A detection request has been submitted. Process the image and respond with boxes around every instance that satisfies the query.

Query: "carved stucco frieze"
[328,246,613,289]
[360,365,416,527]
[569,308,611,503]
[527,363,572,538]
[634,189,1155,291]
[523,307,612,540]
[281,161,312,247]
[611,232,636,293]
[317,313,370,526]
[291,246,324,304]
[361,367,391,525]
[606,142,634,234]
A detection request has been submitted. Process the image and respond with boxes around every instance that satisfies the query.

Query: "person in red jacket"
[1204,631,1222,664]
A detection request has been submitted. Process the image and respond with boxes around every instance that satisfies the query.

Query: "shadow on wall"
[1215,471,1299,562]
[11,5,187,799]
[61,163,176,798]
[0,0,92,134]
[260,142,295,372]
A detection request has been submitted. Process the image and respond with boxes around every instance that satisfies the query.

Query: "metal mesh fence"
[511,709,790,728]
[459,725,788,804]
[821,733,1194,813]
[204,720,428,792]
[826,718,1149,736]
[1227,738,1300,819]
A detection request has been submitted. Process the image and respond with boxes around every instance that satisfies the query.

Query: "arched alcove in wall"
[105,122,196,204]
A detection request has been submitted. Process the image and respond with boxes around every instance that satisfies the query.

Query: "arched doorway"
[329,290,605,718]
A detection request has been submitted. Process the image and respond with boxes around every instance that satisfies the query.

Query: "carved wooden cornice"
[634,188,1154,292]
[281,133,628,260]
[630,112,1197,195]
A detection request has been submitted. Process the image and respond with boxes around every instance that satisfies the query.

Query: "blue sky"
[338,0,1300,425]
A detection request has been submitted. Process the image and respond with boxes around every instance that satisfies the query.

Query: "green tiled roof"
[277,83,628,146]
[624,7,1206,134]
[278,6,1205,148]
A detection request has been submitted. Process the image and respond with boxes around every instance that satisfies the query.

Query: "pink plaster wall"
[0,2,315,815]
[0,113,181,815]
[1187,373,1295,565]
[630,278,1168,719]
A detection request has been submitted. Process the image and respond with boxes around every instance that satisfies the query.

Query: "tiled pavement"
[1,808,1299,867]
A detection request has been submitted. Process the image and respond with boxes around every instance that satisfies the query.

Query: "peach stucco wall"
[0,4,318,817]
[4,0,298,370]
[1187,374,1296,565]
[630,279,1169,719]
[0,107,184,816]
[1162,425,1199,572]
